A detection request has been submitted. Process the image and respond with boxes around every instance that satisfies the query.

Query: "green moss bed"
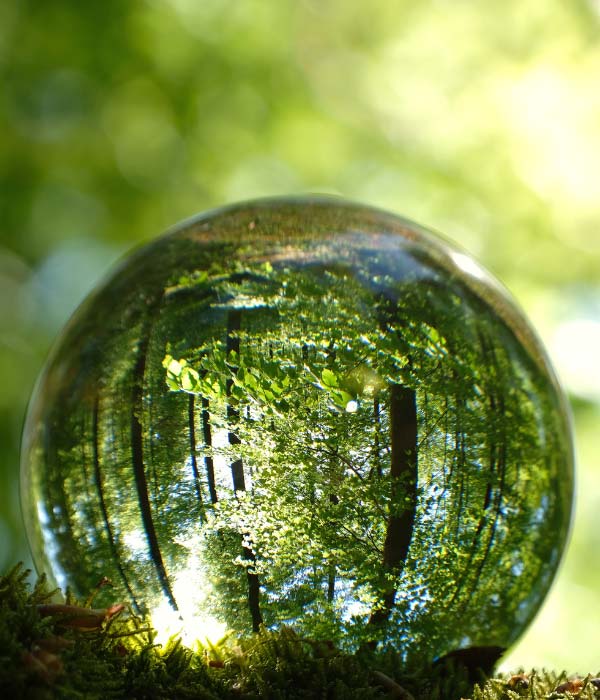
[1,564,596,699]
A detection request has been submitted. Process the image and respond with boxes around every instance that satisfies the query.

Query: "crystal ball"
[21,197,573,663]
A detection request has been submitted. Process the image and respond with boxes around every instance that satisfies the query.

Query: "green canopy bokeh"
[1,0,599,672]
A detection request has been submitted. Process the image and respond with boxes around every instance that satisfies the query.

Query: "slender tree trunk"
[470,396,506,579]
[452,392,467,541]
[91,394,141,613]
[226,309,263,632]
[327,486,340,603]
[327,562,336,603]
[188,394,206,519]
[44,413,81,588]
[201,394,218,504]
[368,384,418,628]
[80,417,91,492]
[441,395,450,493]
[131,327,178,611]
[227,310,246,491]
[454,331,508,612]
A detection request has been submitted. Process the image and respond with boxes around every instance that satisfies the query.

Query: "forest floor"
[1,564,595,700]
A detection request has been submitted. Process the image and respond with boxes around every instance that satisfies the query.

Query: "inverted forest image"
[20,199,573,666]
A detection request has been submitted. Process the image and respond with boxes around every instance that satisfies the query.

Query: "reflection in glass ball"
[21,198,573,663]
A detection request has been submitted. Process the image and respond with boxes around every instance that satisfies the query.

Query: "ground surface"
[1,565,595,699]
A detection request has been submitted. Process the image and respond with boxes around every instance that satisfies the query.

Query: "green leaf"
[245,372,258,389]
[181,367,200,392]
[331,389,353,408]
[270,381,283,396]
[163,355,184,377]
[321,368,338,387]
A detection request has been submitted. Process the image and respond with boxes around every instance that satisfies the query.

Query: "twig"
[372,670,416,700]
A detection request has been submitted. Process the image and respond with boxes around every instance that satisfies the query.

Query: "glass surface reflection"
[21,198,574,664]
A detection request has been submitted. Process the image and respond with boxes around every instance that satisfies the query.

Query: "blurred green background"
[1,0,599,672]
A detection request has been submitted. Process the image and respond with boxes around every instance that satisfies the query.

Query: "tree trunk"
[368,384,418,628]
[91,394,141,612]
[130,328,178,611]
[201,394,218,504]
[226,309,263,632]
[188,394,206,519]
[453,330,508,613]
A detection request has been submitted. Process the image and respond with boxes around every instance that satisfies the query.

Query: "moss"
[0,564,596,699]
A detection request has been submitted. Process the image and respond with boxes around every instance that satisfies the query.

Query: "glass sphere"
[21,197,573,663]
